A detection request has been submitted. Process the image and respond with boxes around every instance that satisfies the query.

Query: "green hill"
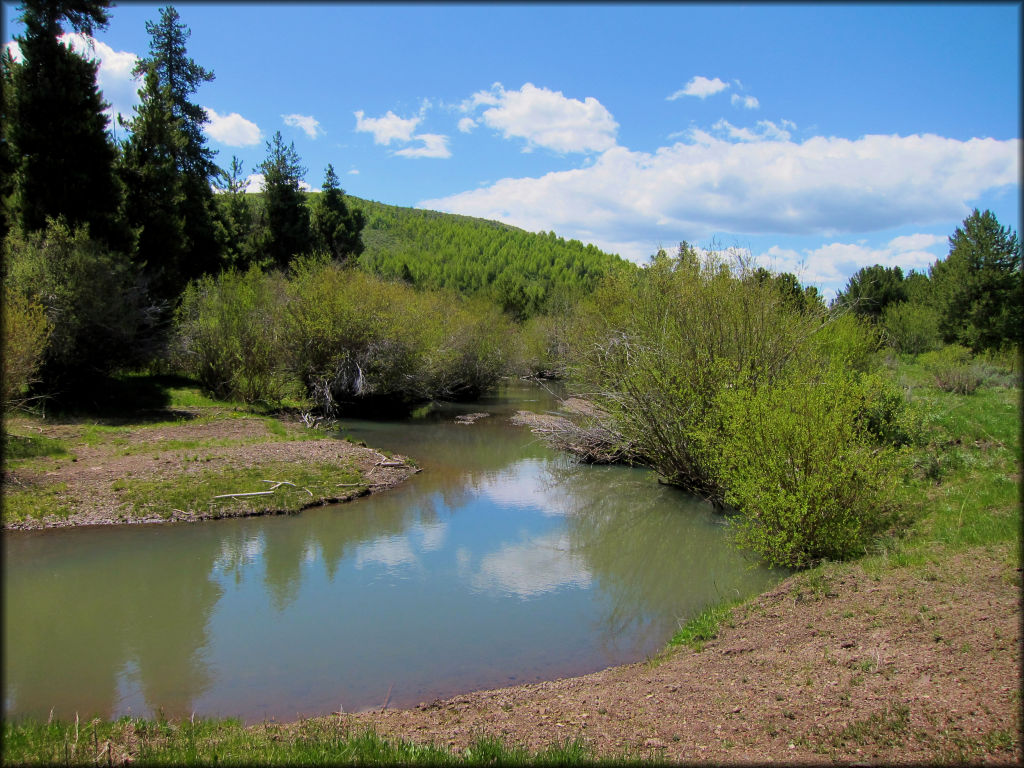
[344,196,631,318]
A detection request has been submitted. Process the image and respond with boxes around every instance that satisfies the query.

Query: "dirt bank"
[2,410,416,529]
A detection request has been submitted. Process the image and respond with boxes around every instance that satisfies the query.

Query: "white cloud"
[282,113,323,139]
[458,117,477,133]
[420,132,1019,265]
[394,133,451,159]
[466,82,618,154]
[243,173,265,193]
[754,232,949,299]
[204,107,262,146]
[57,34,140,124]
[731,93,760,109]
[712,119,791,142]
[354,109,420,145]
[348,168,360,175]
[668,76,730,100]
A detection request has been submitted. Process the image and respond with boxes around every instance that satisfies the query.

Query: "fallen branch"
[212,491,275,499]
[377,460,405,468]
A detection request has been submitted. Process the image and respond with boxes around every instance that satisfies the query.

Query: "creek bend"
[3,382,782,724]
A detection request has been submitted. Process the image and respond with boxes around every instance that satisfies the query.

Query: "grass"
[2,482,72,523]
[117,460,367,519]
[668,599,741,652]
[0,717,599,766]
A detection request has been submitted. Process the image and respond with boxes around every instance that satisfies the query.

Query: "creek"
[3,382,782,724]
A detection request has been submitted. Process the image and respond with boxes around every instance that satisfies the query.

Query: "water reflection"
[3,383,782,723]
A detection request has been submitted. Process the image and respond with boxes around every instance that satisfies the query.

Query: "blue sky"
[3,2,1020,296]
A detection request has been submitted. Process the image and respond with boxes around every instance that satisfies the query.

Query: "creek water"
[3,382,782,724]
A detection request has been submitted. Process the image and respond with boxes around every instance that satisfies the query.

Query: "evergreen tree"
[8,0,123,246]
[120,4,219,299]
[310,163,365,263]
[835,264,906,321]
[212,155,258,269]
[119,64,188,300]
[0,47,17,242]
[258,130,310,268]
[930,209,1022,351]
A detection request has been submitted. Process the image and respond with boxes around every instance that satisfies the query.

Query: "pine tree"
[212,155,258,269]
[8,0,123,246]
[119,64,188,300]
[259,131,310,268]
[310,164,365,263]
[0,47,17,242]
[835,264,907,321]
[121,4,219,299]
[930,209,1022,351]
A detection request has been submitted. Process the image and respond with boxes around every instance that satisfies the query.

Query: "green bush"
[1,287,51,410]
[881,301,940,355]
[173,267,294,404]
[4,219,146,384]
[713,365,900,568]
[919,344,983,394]
[284,259,514,413]
[567,246,828,496]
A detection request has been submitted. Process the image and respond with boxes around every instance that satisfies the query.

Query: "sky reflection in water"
[3,384,783,723]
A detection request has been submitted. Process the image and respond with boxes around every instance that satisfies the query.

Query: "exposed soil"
[2,410,416,529]
[337,544,1021,764]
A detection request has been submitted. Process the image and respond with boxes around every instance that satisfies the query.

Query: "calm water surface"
[3,383,782,723]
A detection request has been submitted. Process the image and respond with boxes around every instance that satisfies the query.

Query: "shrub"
[284,259,514,414]
[567,246,827,496]
[172,267,294,404]
[713,365,900,568]
[4,219,147,385]
[919,344,982,394]
[1,287,51,410]
[881,301,940,355]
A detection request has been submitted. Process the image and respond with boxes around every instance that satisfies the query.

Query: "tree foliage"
[258,131,310,268]
[7,0,123,246]
[309,164,364,262]
[835,264,907,321]
[930,209,1022,351]
[353,199,628,318]
[120,4,219,301]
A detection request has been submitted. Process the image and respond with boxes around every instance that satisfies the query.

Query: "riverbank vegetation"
[1,0,1020,760]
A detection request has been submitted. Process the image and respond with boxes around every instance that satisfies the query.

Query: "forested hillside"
[345,197,630,318]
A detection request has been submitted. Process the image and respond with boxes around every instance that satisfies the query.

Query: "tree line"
[834,209,1022,355]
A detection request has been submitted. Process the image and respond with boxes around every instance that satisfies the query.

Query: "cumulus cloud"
[420,132,1019,265]
[354,109,420,145]
[667,76,730,100]
[282,113,323,139]
[394,133,451,159]
[49,34,141,124]
[242,173,265,193]
[204,107,262,146]
[458,117,477,133]
[354,108,450,159]
[465,82,618,154]
[731,93,760,109]
[754,232,948,299]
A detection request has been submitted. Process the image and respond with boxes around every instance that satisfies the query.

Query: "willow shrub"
[173,267,293,404]
[284,258,513,414]
[565,246,903,567]
[1,287,51,410]
[712,364,900,568]
[4,219,146,383]
[567,247,827,497]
